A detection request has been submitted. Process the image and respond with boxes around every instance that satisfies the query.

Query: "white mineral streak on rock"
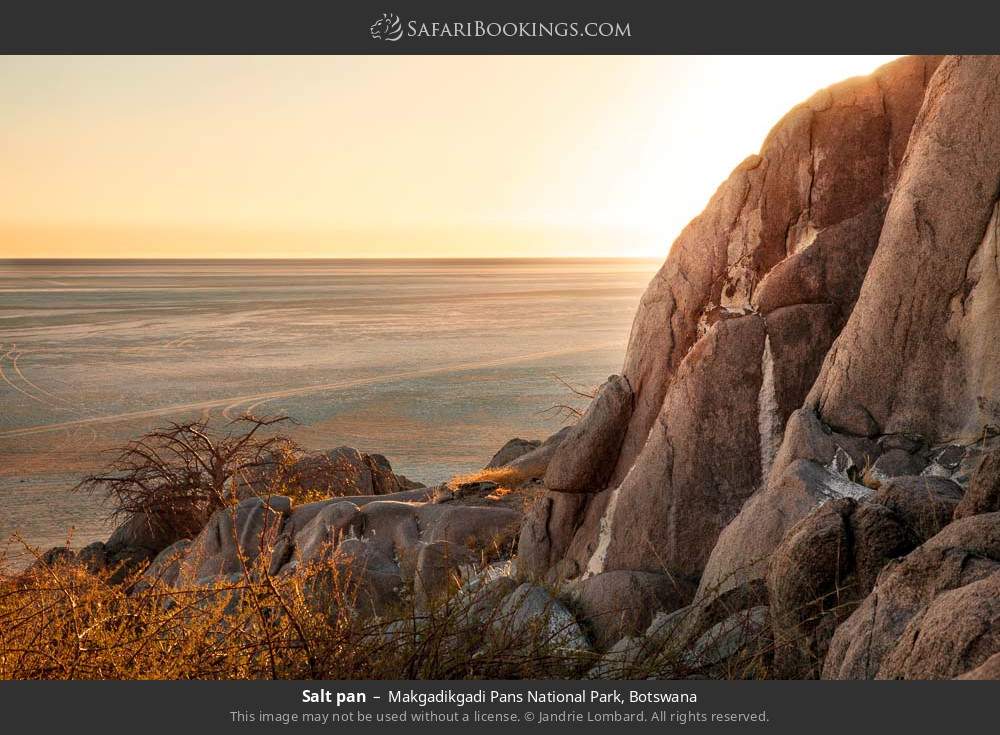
[791,222,819,253]
[582,471,631,578]
[757,335,782,485]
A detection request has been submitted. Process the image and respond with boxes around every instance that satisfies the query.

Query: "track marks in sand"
[0,341,620,438]
[10,348,77,409]
[0,344,76,412]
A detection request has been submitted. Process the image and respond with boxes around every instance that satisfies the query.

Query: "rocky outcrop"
[823,513,1000,679]
[766,477,961,678]
[544,375,633,493]
[700,55,1000,601]
[511,55,1000,679]
[280,446,423,497]
[138,480,522,620]
[97,444,422,569]
[566,569,693,650]
[525,55,943,591]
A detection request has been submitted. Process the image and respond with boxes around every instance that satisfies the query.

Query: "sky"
[0,55,899,259]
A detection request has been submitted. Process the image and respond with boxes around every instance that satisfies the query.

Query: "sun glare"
[0,55,900,259]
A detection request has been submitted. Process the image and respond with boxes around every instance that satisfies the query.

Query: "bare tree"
[75,415,296,546]
[538,373,597,422]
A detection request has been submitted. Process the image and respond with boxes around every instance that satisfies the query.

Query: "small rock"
[568,570,693,650]
[954,448,1000,519]
[868,449,928,482]
[503,427,572,479]
[686,606,770,671]
[496,583,590,651]
[413,540,476,608]
[486,438,541,469]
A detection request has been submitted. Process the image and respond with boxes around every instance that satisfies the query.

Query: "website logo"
[370,12,403,41]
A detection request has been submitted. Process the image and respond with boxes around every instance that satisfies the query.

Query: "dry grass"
[0,528,802,680]
[448,466,530,492]
[444,466,542,512]
[0,542,594,680]
[858,455,881,491]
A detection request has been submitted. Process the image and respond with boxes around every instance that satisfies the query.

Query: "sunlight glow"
[0,55,900,258]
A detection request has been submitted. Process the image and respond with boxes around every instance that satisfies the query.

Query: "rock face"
[766,478,961,678]
[516,56,1000,678]
[823,513,1000,679]
[701,54,1000,599]
[567,569,694,650]
[521,55,944,591]
[810,59,1000,442]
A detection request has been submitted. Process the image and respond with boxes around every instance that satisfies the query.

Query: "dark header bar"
[3,0,1000,53]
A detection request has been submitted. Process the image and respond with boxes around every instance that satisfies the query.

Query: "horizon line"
[1,255,662,263]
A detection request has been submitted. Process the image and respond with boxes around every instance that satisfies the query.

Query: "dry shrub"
[538,373,598,422]
[73,415,297,547]
[4,420,789,681]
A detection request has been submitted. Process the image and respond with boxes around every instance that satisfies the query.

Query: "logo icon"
[370,12,403,41]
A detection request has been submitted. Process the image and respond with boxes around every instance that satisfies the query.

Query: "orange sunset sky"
[0,55,898,259]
